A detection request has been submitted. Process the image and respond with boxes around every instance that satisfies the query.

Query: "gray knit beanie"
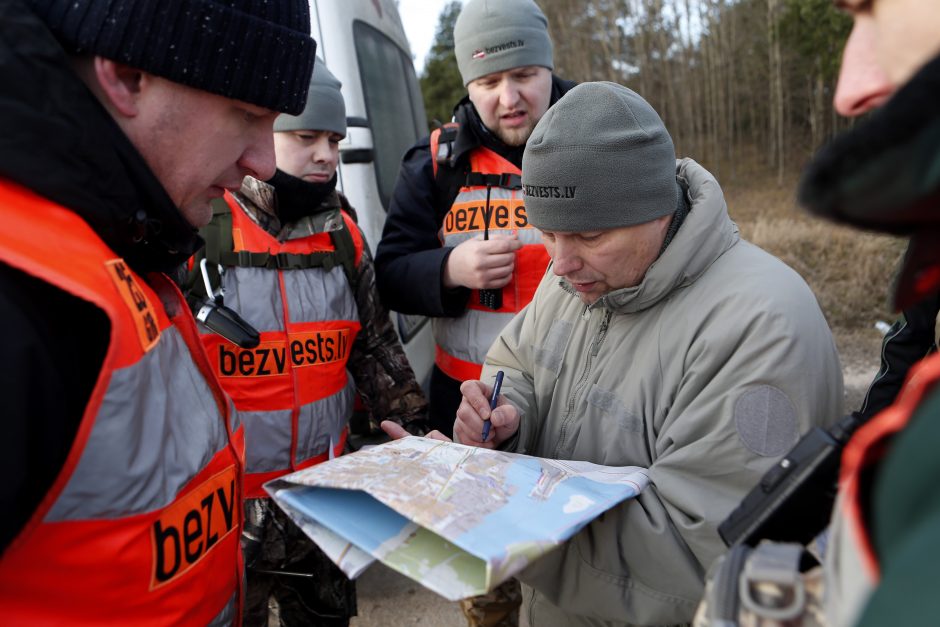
[522,82,678,232]
[26,0,317,115]
[454,0,553,85]
[274,61,346,137]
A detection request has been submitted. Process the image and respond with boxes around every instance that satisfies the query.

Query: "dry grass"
[721,172,908,372]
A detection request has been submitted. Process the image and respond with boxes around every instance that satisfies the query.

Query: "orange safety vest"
[431,133,549,382]
[839,351,940,580]
[198,193,363,498]
[0,180,244,625]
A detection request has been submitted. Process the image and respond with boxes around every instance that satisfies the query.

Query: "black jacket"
[855,289,939,422]
[374,75,575,317]
[0,1,202,552]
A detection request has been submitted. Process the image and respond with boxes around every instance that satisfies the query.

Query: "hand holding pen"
[481,370,504,442]
[453,375,521,448]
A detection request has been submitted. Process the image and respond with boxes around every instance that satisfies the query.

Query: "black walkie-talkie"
[196,259,261,349]
[718,413,864,547]
[479,183,502,310]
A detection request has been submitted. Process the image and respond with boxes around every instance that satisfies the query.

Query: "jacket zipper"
[555,308,612,457]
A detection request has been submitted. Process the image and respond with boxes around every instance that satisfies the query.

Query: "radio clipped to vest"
[479,178,502,311]
[196,258,261,349]
[468,172,522,311]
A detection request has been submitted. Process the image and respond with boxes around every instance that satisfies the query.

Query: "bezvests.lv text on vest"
[443,202,529,235]
[151,466,238,587]
[218,328,353,377]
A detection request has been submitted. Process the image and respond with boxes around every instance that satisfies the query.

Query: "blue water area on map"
[446,458,641,561]
[277,486,412,553]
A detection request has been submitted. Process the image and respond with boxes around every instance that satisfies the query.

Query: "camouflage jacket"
[194,176,429,434]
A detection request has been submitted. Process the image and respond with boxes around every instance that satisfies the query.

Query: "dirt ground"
[350,562,466,627]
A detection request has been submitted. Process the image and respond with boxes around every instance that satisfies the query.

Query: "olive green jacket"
[484,159,844,626]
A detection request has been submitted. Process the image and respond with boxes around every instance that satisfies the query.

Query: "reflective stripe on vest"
[199,192,362,497]
[840,351,940,580]
[434,146,550,381]
[0,180,243,625]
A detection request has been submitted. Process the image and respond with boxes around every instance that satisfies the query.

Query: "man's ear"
[92,57,143,118]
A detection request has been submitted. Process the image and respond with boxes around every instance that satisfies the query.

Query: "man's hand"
[443,234,522,290]
[380,420,452,442]
[454,379,520,449]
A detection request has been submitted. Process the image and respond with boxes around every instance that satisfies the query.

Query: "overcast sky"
[398,0,457,75]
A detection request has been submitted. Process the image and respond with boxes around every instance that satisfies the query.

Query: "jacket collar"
[0,0,202,275]
[799,52,940,309]
[234,176,344,242]
[582,159,738,314]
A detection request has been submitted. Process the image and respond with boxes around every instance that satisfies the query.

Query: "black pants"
[428,365,463,438]
[243,499,356,627]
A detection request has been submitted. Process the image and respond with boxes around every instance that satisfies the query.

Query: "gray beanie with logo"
[522,82,679,232]
[274,61,346,137]
[454,0,554,85]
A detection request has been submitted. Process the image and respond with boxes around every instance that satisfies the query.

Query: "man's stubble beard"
[495,120,536,147]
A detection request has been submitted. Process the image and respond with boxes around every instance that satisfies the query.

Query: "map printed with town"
[267,437,649,601]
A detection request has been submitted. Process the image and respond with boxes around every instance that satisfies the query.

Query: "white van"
[308,0,434,388]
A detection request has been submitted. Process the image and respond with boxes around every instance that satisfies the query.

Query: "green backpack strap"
[205,198,234,260]
[329,217,358,291]
[188,197,233,304]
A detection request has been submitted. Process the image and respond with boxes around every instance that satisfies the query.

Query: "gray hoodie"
[483,159,844,626]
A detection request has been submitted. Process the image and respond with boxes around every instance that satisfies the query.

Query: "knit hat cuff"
[38,0,316,114]
[523,143,678,232]
[456,25,553,85]
[274,85,346,136]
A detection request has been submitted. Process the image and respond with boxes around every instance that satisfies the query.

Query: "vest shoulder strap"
[201,196,360,291]
[429,123,470,211]
[430,122,460,178]
[464,172,522,189]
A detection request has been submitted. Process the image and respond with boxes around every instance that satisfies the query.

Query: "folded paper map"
[266,437,648,601]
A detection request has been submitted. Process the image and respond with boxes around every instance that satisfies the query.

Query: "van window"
[353,20,428,210]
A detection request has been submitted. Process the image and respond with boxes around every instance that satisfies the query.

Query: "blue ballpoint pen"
[482,371,504,442]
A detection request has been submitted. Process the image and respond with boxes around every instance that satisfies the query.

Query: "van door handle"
[346,116,369,129]
[340,149,374,164]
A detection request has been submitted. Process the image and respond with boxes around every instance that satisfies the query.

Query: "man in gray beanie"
[375,2,573,623]
[376,0,571,436]
[186,60,429,626]
[451,82,844,626]
[0,0,315,622]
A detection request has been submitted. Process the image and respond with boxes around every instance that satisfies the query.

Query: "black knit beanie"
[25,0,317,115]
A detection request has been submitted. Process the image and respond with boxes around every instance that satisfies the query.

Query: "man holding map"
[446,82,844,626]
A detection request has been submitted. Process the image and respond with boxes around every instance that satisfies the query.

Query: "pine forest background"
[416,0,907,406]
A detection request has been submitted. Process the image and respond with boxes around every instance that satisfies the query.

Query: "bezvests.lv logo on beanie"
[472,39,526,61]
[523,184,577,199]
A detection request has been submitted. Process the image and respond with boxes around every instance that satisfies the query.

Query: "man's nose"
[550,241,580,276]
[498,81,521,109]
[311,137,331,163]
[240,131,277,181]
[833,20,894,117]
